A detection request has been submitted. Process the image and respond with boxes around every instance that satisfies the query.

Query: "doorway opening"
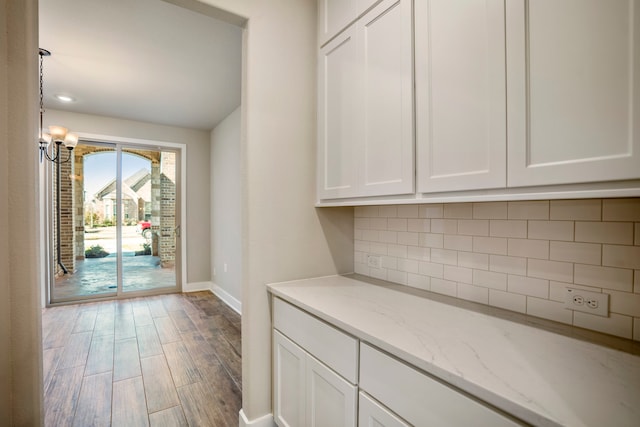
[49,139,182,303]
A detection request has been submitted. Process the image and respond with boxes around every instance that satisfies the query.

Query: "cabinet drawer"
[359,343,523,426]
[273,298,358,383]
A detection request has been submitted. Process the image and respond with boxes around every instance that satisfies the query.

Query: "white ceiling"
[39,0,243,131]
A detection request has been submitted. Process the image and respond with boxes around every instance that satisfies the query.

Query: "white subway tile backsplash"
[362,229,380,242]
[508,201,549,220]
[602,245,640,269]
[526,297,572,325]
[528,259,573,283]
[431,219,458,234]
[573,264,633,292]
[457,283,489,304]
[458,252,489,270]
[609,290,640,317]
[473,269,507,291]
[508,275,549,298]
[489,290,526,313]
[444,265,473,284]
[550,241,601,265]
[398,258,420,274]
[397,205,419,218]
[430,278,457,297]
[473,202,507,219]
[388,218,407,231]
[355,198,640,341]
[397,232,420,246]
[381,256,398,270]
[473,236,508,255]
[407,273,430,290]
[387,244,407,258]
[419,204,444,218]
[378,205,397,218]
[602,198,640,222]
[419,233,444,248]
[575,221,634,245]
[490,220,527,238]
[407,273,431,291]
[573,312,633,339]
[528,221,574,241]
[444,235,473,251]
[355,206,378,217]
[407,246,430,262]
[370,217,388,230]
[507,238,549,259]
[490,255,527,275]
[355,218,370,230]
[379,230,398,244]
[457,220,489,236]
[387,269,408,285]
[550,199,601,221]
[431,249,458,266]
[407,219,430,233]
[419,261,444,278]
[444,203,473,219]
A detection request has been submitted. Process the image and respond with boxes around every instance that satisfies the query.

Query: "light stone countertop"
[267,274,640,427]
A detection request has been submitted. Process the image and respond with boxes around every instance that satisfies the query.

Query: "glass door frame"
[45,133,186,305]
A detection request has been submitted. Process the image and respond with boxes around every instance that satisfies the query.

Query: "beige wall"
[1,0,44,424]
[44,109,212,286]
[211,107,243,304]
[198,0,355,423]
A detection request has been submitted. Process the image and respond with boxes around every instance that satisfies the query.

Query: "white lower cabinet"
[273,330,357,427]
[359,391,410,427]
[360,343,523,427]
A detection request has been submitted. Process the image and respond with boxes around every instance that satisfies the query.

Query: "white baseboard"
[183,281,213,293]
[212,282,242,315]
[239,410,275,427]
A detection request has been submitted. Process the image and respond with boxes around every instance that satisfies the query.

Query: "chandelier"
[39,48,77,163]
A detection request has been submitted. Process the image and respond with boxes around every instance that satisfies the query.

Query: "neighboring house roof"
[95,168,151,202]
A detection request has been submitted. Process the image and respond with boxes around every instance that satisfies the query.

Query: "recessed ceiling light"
[55,94,75,103]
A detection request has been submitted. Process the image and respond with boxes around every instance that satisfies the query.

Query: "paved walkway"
[53,252,176,300]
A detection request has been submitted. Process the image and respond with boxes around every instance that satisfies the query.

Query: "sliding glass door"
[50,140,181,303]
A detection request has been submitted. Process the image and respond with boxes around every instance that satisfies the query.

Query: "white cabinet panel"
[416,0,506,193]
[359,392,410,427]
[318,0,357,46]
[359,343,523,426]
[359,0,415,197]
[507,0,640,187]
[273,298,358,384]
[274,331,306,427]
[306,356,357,427]
[318,27,360,199]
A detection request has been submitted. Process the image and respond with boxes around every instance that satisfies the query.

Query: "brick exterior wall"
[160,152,176,268]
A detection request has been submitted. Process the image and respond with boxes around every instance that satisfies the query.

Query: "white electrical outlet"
[366,254,381,269]
[565,288,609,317]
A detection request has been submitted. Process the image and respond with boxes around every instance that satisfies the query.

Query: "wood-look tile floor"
[42,292,242,426]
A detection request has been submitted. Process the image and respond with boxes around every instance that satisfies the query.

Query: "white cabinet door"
[416,0,506,193]
[318,0,357,46]
[306,356,357,427]
[274,331,306,427]
[318,27,360,199]
[358,0,414,197]
[359,392,410,427]
[507,0,640,187]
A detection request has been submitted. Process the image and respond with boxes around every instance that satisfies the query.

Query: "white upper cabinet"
[359,0,414,197]
[506,0,640,187]
[416,0,507,193]
[318,27,360,199]
[318,0,357,46]
[318,0,414,201]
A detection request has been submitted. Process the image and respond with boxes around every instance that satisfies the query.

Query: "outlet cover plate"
[565,288,609,317]
[366,254,381,269]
